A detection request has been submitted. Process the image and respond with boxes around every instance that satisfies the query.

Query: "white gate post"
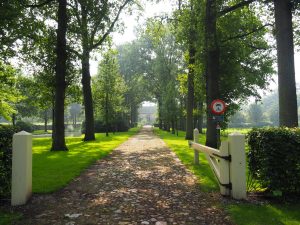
[11,131,32,206]
[228,133,246,199]
[219,141,230,196]
[193,128,199,165]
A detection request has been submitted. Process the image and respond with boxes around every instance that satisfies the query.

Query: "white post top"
[14,131,32,136]
[194,128,199,133]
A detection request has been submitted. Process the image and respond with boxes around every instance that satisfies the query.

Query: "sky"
[90,0,174,76]
[91,0,300,97]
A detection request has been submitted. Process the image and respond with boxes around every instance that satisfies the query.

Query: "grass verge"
[0,212,22,225]
[33,127,139,193]
[154,128,300,225]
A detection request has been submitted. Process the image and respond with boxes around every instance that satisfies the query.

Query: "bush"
[33,124,52,131]
[248,128,300,195]
[81,119,129,134]
[16,120,34,133]
[0,125,19,198]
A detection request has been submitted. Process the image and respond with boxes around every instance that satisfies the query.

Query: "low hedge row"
[0,125,19,198]
[248,128,300,195]
[16,120,34,133]
[81,119,129,133]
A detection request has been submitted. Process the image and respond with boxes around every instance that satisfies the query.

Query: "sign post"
[210,99,226,148]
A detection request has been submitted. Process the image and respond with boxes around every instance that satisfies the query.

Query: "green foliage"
[217,6,274,115]
[32,128,139,193]
[247,103,264,125]
[93,47,127,133]
[0,62,23,120]
[0,212,22,225]
[0,125,19,198]
[248,128,300,195]
[81,119,129,133]
[15,120,34,133]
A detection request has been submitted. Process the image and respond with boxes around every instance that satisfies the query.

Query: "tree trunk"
[274,0,298,127]
[44,110,48,132]
[105,92,109,137]
[171,119,175,134]
[82,50,95,141]
[12,114,16,126]
[185,20,196,140]
[205,0,220,148]
[198,101,204,133]
[130,103,138,127]
[51,0,67,151]
[157,96,163,129]
[80,4,95,141]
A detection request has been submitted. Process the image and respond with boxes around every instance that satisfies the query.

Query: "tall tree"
[185,0,197,140]
[93,47,126,136]
[203,0,273,147]
[274,0,298,127]
[68,0,133,141]
[204,0,220,148]
[52,0,68,151]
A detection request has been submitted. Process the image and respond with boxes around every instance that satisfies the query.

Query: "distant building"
[138,105,157,125]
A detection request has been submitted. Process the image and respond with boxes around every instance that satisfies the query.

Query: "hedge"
[16,120,34,133]
[0,125,19,198]
[248,128,300,195]
[81,119,129,133]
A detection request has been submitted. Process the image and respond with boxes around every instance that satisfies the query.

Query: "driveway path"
[15,127,232,225]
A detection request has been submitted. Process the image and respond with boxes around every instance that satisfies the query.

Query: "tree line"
[1,0,299,150]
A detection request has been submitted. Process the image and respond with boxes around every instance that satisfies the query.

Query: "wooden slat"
[189,141,221,156]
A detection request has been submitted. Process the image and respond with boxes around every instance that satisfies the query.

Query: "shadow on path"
[12,127,232,225]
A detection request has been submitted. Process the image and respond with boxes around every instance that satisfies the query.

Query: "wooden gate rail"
[189,129,246,199]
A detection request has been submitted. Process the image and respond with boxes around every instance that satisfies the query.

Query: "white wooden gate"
[189,129,246,199]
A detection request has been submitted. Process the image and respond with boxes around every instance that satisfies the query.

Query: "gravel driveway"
[14,127,232,225]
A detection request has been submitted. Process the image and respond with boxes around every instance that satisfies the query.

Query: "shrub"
[33,124,52,131]
[81,119,129,134]
[248,128,300,195]
[16,120,34,133]
[0,125,19,198]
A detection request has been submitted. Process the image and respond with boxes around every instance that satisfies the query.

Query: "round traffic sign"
[210,99,226,115]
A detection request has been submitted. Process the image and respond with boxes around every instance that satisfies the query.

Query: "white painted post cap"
[14,131,32,136]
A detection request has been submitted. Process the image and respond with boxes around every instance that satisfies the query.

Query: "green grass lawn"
[154,128,300,225]
[32,127,139,193]
[0,128,139,223]
[0,212,22,225]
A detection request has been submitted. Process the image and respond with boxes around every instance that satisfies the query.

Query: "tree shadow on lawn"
[31,132,136,193]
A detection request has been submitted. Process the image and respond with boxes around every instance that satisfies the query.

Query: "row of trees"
[1,0,138,150]
[1,0,299,150]
[113,1,280,147]
[146,0,299,148]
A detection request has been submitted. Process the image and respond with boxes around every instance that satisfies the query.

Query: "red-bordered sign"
[210,99,226,115]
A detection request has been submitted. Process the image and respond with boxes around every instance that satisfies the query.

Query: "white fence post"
[11,131,32,206]
[228,133,246,199]
[219,141,230,196]
[193,128,199,165]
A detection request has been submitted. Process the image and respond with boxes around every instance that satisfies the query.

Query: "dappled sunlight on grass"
[32,128,139,193]
[227,203,300,225]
